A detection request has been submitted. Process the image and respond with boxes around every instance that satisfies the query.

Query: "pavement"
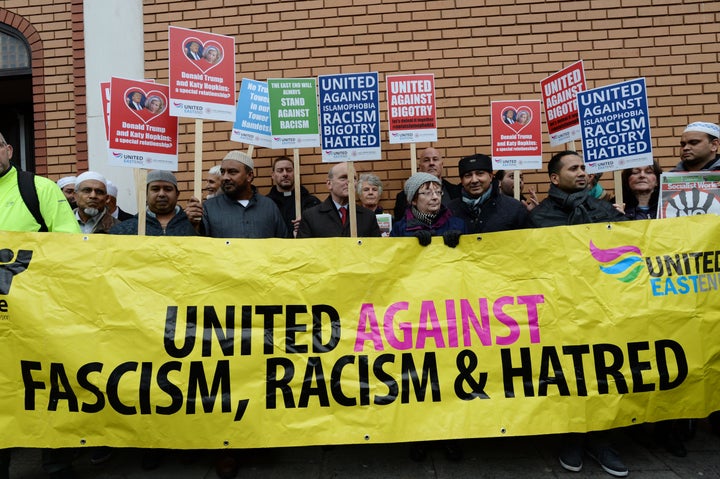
[6,420,720,478]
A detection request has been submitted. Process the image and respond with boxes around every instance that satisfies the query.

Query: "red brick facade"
[3,1,720,203]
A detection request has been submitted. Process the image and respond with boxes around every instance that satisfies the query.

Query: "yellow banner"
[1,215,719,449]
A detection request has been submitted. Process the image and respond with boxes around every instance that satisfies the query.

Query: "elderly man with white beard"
[73,171,119,234]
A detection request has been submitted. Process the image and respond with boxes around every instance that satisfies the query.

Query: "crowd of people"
[1,120,719,478]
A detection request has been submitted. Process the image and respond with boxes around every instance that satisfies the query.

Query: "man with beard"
[266,155,320,237]
[528,151,625,227]
[528,151,627,477]
[448,154,528,233]
[190,150,287,238]
[109,171,196,236]
[73,171,119,234]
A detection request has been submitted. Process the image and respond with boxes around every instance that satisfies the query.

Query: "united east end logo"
[0,248,34,319]
[590,240,720,297]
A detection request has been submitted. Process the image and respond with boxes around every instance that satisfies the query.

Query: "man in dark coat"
[528,150,628,478]
[528,151,626,228]
[266,156,320,237]
[448,153,528,234]
[109,170,197,236]
[297,162,381,238]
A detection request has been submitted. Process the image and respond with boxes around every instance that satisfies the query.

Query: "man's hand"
[414,230,432,246]
[185,197,203,224]
[522,186,539,212]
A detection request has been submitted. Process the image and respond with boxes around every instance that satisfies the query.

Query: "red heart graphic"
[183,37,224,74]
[501,106,533,134]
[124,88,168,124]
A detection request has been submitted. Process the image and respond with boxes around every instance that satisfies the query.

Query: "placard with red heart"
[124,87,168,124]
[183,37,224,74]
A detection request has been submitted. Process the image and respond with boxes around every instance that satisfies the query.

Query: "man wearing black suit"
[185,41,202,60]
[127,91,144,110]
[297,162,381,238]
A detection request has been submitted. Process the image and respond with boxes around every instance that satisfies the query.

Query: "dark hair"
[621,161,662,210]
[548,150,581,177]
[495,169,506,181]
[273,156,292,169]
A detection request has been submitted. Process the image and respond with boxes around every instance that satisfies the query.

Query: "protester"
[620,161,662,220]
[392,147,461,220]
[495,169,539,211]
[266,156,320,237]
[188,151,287,239]
[297,162,381,238]
[56,176,77,209]
[109,171,197,236]
[357,173,384,214]
[673,121,720,171]
[0,131,79,479]
[587,171,613,202]
[528,151,628,477]
[105,180,133,221]
[73,171,119,234]
[448,154,528,233]
[391,172,465,247]
[204,165,222,199]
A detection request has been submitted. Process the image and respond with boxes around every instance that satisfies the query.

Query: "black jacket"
[528,184,627,228]
[266,186,321,237]
[448,183,528,234]
[297,196,381,238]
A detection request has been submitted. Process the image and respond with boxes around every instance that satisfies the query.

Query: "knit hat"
[57,176,76,189]
[404,172,441,200]
[458,154,493,177]
[684,122,720,139]
[146,170,178,187]
[223,150,254,170]
[75,171,107,188]
[106,180,118,198]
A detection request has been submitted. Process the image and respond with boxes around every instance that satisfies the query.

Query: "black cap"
[458,154,493,177]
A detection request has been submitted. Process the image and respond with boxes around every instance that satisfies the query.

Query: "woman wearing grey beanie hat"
[390,172,467,247]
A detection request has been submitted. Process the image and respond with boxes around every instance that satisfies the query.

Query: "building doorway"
[0,22,34,172]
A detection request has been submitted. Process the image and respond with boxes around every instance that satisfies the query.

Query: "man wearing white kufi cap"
[189,150,287,238]
[73,171,120,234]
[56,175,77,208]
[674,121,720,172]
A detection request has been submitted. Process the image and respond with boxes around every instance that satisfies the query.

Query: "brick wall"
[4,1,720,206]
[142,0,720,204]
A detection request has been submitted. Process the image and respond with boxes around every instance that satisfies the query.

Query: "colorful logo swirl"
[589,240,644,283]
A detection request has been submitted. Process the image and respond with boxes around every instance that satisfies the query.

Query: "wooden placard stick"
[410,142,417,173]
[134,168,147,236]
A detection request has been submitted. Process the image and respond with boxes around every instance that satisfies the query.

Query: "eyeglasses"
[417,189,443,197]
